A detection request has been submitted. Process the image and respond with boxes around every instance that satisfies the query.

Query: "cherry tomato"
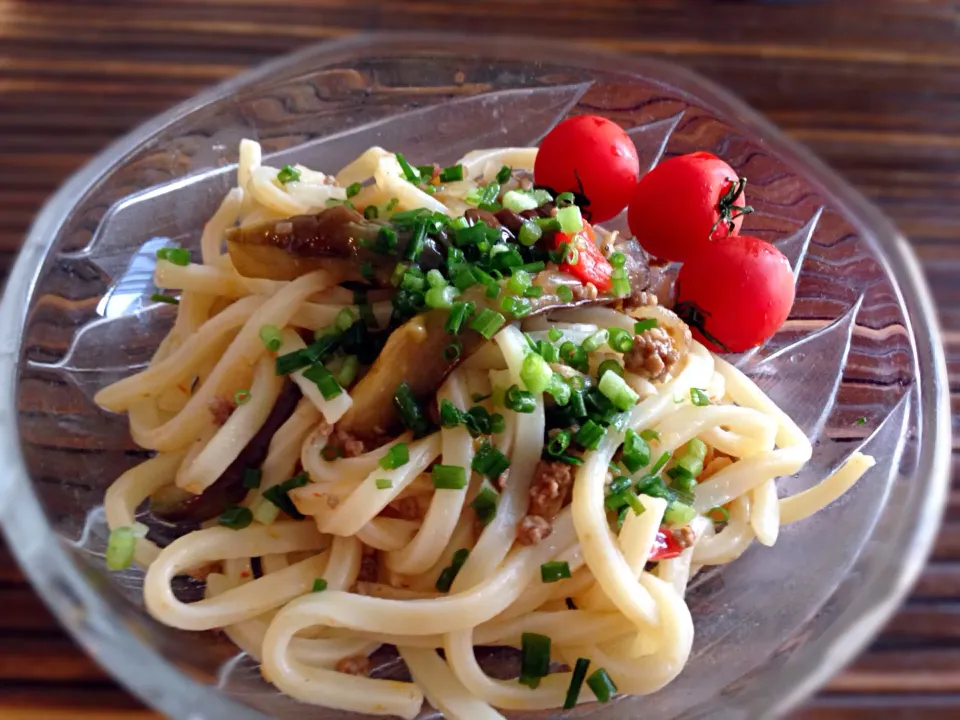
[551,222,613,293]
[627,152,751,262]
[674,235,794,353]
[535,115,640,224]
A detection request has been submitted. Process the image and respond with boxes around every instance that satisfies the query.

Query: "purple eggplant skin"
[149,381,303,523]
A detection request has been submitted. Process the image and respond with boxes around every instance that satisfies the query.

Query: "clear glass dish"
[0,33,950,720]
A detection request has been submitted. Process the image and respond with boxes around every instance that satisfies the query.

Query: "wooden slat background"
[2,0,959,717]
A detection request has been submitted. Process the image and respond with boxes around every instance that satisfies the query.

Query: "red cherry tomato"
[627,152,751,262]
[535,115,640,224]
[551,222,613,293]
[674,235,794,353]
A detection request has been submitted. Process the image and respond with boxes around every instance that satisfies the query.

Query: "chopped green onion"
[536,216,563,232]
[532,188,553,205]
[364,205,379,220]
[621,429,650,473]
[691,388,710,406]
[650,451,671,476]
[523,286,544,298]
[574,420,606,450]
[336,308,356,332]
[520,352,553,394]
[611,266,631,297]
[516,261,546,274]
[597,359,624,380]
[427,269,447,289]
[218,504,253,530]
[401,271,425,292]
[405,219,428,261]
[634,318,658,333]
[640,428,660,442]
[582,329,609,353]
[479,180,501,207]
[505,384,537,413]
[252,498,280,525]
[432,464,467,490]
[436,548,470,592]
[275,333,340,375]
[345,182,363,198]
[548,327,563,343]
[385,197,399,211]
[106,526,137,570]
[259,324,282,351]
[504,190,539,213]
[586,668,617,703]
[598,370,639,411]
[559,341,589,373]
[507,269,532,295]
[336,355,359,387]
[243,468,262,489]
[609,252,626,268]
[564,658,591,709]
[607,327,633,353]
[540,561,572,583]
[150,293,179,305]
[156,247,191,266]
[519,633,552,689]
[439,164,464,182]
[261,472,309,520]
[470,479,500,525]
[425,285,458,309]
[555,191,576,207]
[375,478,394,490]
[709,506,730,522]
[277,165,300,184]
[416,164,435,178]
[496,165,512,183]
[556,205,583,234]
[546,429,572,458]
[312,578,328,592]
[302,363,342,400]
[472,440,510,480]
[556,285,574,303]
[470,308,506,339]
[675,438,708,477]
[234,389,251,405]
[394,381,431,437]
[501,295,532,318]
[395,152,421,183]
[490,413,506,434]
[664,501,697,526]
[379,442,410,470]
[444,342,462,360]
[546,374,572,405]
[537,341,559,363]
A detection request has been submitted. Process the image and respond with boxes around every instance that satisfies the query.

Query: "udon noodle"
[96,140,874,719]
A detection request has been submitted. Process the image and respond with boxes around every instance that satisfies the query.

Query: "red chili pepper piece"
[551,222,613,293]
[648,526,684,561]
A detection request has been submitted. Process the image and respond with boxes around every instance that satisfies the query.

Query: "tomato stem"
[710,176,754,237]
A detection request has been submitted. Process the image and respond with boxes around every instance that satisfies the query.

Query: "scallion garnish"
[556,285,574,303]
[691,387,710,406]
[520,352,553,394]
[650,451,671,476]
[564,658,591,709]
[445,301,475,335]
[432,464,467,490]
[519,633,552,689]
[546,373,572,406]
[156,247,191,266]
[395,152,421,183]
[555,191,575,207]
[470,478,500,525]
[597,358,623,380]
[312,578,328,592]
[472,440,510,480]
[540,561,572,583]
[405,218,428,261]
[708,506,730,522]
[105,526,137,570]
[364,205,379,219]
[435,548,470,592]
[574,420,606,450]
[621,429,650,473]
[275,333,340,375]
[505,190,540,214]
[261,472,309,520]
[345,182,363,198]
[611,266,631,297]
[150,293,179,305]
[243,468,262,489]
[504,384,536,413]
[439,164,464,182]
[234,389,251,405]
[375,478,393,490]
[218,504,253,530]
[548,327,563,343]
[394,381,431,437]
[607,327,633,353]
[302,363,342,400]
[425,284,458,309]
[259,324,282,351]
[586,668,617,703]
[496,165,512,183]
[664,501,697,526]
[379,442,410,470]
[336,355,359,387]
[598,370,639,411]
[507,269,532,295]
[501,295,532,318]
[559,341,589,373]
[634,318,658,333]
[277,165,300,184]
[470,308,506,339]
[523,286,544,298]
[556,205,583,234]
[546,429,572,458]
[537,341,559,363]
[640,428,660,442]
[582,329,609,353]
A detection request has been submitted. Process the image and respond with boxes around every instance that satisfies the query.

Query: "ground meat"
[329,428,366,458]
[675,526,696,548]
[326,495,340,509]
[624,289,659,308]
[572,282,598,301]
[358,551,379,583]
[394,496,422,521]
[517,514,553,546]
[208,397,236,426]
[335,654,371,676]
[623,326,679,382]
[528,460,576,520]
